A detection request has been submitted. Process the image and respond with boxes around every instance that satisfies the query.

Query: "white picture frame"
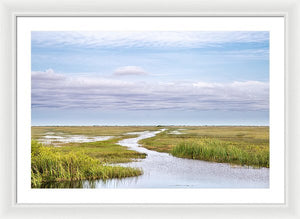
[0,0,299,218]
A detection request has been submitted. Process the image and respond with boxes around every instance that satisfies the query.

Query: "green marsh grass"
[56,137,147,164]
[31,126,269,188]
[31,141,143,188]
[140,126,269,168]
[171,138,269,167]
[32,126,150,164]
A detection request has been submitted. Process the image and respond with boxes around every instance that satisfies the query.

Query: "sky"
[31,31,269,126]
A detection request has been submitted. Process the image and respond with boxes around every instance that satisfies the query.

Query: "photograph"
[30,30,270,189]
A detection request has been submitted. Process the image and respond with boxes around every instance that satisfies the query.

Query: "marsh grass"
[31,141,143,188]
[55,136,146,163]
[31,127,151,188]
[140,126,269,168]
[31,126,269,188]
[171,139,269,167]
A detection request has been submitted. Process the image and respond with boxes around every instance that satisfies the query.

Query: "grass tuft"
[31,140,142,188]
[171,139,269,167]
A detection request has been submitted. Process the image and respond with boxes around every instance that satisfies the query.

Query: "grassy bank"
[31,141,143,188]
[55,137,147,163]
[31,126,159,188]
[139,126,269,168]
[31,126,160,164]
[171,138,268,167]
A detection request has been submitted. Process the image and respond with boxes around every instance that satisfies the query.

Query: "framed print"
[0,0,300,218]
[16,16,284,204]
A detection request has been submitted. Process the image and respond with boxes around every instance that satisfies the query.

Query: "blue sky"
[31,31,269,126]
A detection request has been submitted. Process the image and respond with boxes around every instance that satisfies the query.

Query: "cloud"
[32,31,269,49]
[31,68,65,81]
[204,49,269,60]
[31,69,269,111]
[113,66,148,76]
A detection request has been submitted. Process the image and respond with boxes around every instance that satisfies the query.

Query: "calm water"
[42,129,269,188]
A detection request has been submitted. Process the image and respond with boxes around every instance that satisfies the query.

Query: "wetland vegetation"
[31,126,160,188]
[31,126,269,188]
[139,126,269,168]
[31,140,143,188]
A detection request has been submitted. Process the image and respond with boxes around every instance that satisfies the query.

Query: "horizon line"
[31,124,269,127]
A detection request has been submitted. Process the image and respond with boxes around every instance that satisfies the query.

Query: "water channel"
[84,129,269,188]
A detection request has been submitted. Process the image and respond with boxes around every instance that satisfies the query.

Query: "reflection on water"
[40,177,141,189]
[45,129,269,189]
[40,180,92,189]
